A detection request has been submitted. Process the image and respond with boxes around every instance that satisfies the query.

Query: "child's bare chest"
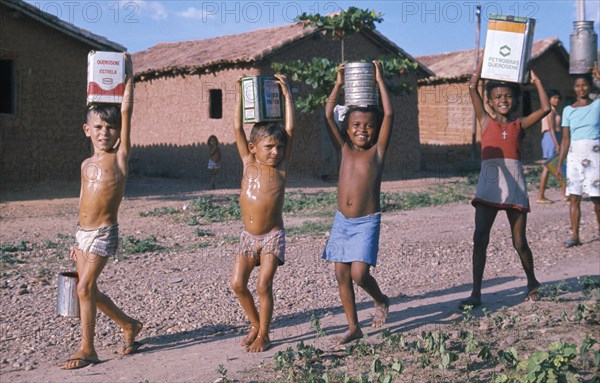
[82,156,126,188]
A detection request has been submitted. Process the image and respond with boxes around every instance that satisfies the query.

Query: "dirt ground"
[0,175,598,382]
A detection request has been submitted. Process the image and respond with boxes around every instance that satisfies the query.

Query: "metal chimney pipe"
[577,0,585,21]
[570,0,597,74]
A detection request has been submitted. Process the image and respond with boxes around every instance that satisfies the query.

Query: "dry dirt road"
[1,177,598,382]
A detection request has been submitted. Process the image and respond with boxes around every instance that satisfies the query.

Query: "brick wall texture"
[130,32,422,181]
[418,51,575,166]
[1,4,92,185]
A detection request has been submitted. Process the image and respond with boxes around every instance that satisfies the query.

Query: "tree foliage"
[296,7,383,40]
[272,57,417,114]
[272,7,418,113]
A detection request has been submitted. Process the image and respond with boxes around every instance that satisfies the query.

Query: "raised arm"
[233,77,250,159]
[469,57,489,128]
[324,64,346,151]
[275,74,295,165]
[374,60,394,156]
[119,52,133,161]
[521,70,550,129]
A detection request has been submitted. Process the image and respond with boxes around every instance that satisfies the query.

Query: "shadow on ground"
[133,275,593,355]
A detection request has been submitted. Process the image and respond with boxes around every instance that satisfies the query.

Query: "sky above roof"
[24,0,599,57]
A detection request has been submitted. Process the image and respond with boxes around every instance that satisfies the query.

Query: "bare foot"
[459,296,482,310]
[525,283,541,302]
[334,329,363,345]
[61,350,99,370]
[372,295,390,327]
[240,326,259,347]
[247,335,271,352]
[118,320,144,355]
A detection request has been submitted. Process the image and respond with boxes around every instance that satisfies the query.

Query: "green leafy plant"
[379,329,406,351]
[194,228,214,237]
[1,241,30,252]
[215,363,229,383]
[515,341,579,383]
[191,197,241,222]
[296,7,384,61]
[416,331,458,371]
[497,347,519,368]
[272,7,417,113]
[274,346,296,371]
[309,312,326,338]
[573,303,598,324]
[579,276,600,299]
[120,235,161,254]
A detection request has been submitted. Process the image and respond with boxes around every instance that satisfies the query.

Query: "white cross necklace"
[502,129,508,140]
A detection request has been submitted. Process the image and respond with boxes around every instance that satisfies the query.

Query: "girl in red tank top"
[459,58,551,309]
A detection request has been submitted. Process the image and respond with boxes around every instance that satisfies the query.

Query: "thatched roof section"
[416,38,568,84]
[3,0,125,51]
[132,22,433,82]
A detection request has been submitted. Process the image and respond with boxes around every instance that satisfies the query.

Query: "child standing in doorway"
[322,61,391,345]
[460,58,550,309]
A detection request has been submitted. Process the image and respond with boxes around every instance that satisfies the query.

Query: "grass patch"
[120,235,162,254]
[139,207,179,217]
[190,196,242,222]
[187,185,471,224]
[1,241,31,252]
[194,228,214,237]
[381,183,469,212]
[287,221,330,236]
[284,191,337,213]
[0,252,25,266]
[525,164,562,190]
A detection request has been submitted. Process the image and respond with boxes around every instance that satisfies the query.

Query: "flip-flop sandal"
[118,341,144,355]
[564,239,582,248]
[60,357,100,370]
[536,199,553,204]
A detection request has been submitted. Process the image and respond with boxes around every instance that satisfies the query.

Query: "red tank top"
[481,119,523,161]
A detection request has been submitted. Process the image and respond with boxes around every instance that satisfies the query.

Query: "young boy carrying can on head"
[230,74,294,352]
[62,53,143,370]
[322,61,391,345]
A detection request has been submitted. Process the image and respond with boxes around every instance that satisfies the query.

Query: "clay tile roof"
[132,22,433,81]
[133,22,317,80]
[416,37,565,84]
[2,0,125,51]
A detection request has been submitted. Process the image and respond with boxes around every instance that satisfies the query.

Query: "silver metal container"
[569,21,598,74]
[241,76,283,123]
[344,62,379,106]
[57,272,79,318]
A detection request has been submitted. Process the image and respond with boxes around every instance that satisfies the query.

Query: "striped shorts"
[238,229,285,266]
[76,224,119,257]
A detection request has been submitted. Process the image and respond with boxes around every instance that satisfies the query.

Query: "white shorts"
[566,139,600,197]
[208,159,220,170]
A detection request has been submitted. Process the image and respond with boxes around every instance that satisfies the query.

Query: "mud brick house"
[416,38,572,169]
[131,23,432,181]
[0,0,125,185]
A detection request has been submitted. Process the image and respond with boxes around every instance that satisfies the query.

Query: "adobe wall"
[0,4,92,185]
[131,31,422,181]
